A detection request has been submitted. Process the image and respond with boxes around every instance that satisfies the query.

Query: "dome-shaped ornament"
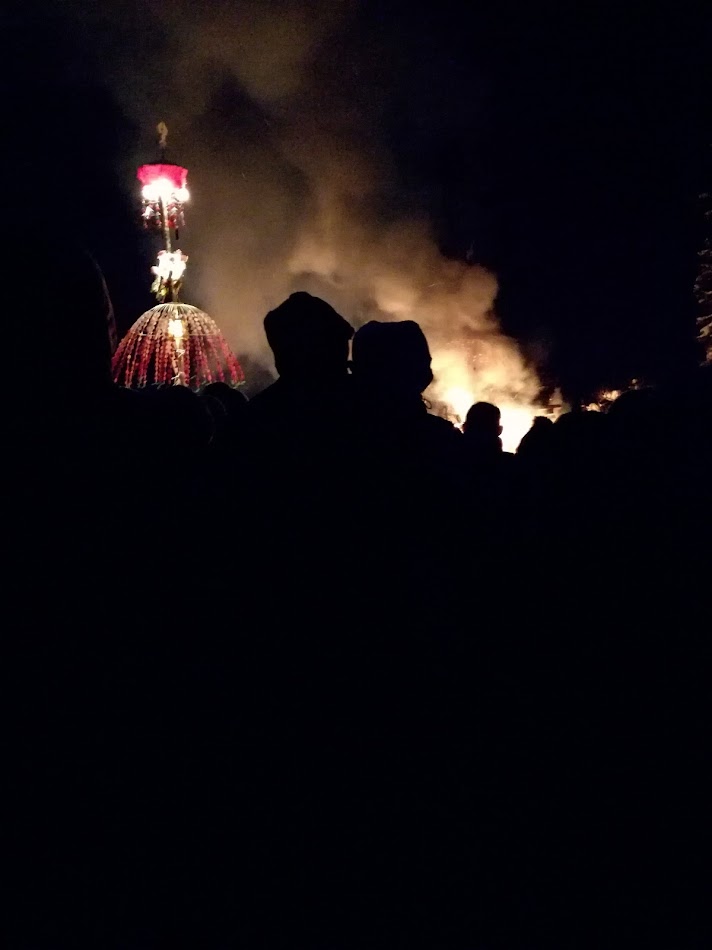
[112,302,245,390]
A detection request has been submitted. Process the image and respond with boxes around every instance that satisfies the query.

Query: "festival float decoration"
[112,122,244,390]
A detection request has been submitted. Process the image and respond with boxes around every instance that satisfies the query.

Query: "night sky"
[4,0,709,400]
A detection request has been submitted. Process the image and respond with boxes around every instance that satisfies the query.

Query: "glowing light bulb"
[168,318,184,341]
[142,177,176,202]
[155,177,173,200]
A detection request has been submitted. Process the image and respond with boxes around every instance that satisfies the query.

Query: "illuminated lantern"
[137,163,189,237]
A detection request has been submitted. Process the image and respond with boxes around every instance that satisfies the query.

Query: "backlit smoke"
[75,0,545,448]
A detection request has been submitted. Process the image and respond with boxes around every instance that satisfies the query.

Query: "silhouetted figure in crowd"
[7,229,152,946]
[515,414,558,507]
[201,381,249,470]
[462,400,514,472]
[349,319,464,612]
[247,291,354,440]
[516,414,556,462]
[351,319,461,470]
[203,380,248,426]
[460,401,516,540]
[463,401,504,455]
[607,387,667,466]
[540,409,610,488]
[10,226,116,435]
[241,293,357,636]
[243,289,355,534]
[5,212,711,949]
[9,228,126,558]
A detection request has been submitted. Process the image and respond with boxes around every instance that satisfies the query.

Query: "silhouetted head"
[203,381,248,416]
[263,292,353,381]
[607,387,659,427]
[606,387,664,455]
[517,415,555,459]
[552,409,608,465]
[351,320,433,399]
[463,402,502,438]
[146,385,215,454]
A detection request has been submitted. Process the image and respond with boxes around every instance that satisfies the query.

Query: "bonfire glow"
[427,342,549,452]
[441,386,473,427]
[438,383,538,452]
[498,404,540,452]
[584,384,638,412]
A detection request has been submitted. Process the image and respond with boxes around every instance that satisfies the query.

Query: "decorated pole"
[137,123,190,306]
[112,124,244,391]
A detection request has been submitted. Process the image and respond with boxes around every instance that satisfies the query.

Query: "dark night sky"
[3,0,710,399]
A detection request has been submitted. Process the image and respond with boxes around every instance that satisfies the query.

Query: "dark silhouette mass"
[4,119,710,950]
[6,244,710,950]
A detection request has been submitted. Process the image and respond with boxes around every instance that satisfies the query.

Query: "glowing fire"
[440,385,473,425]
[498,404,543,453]
[584,382,640,413]
[438,384,539,452]
[425,342,553,452]
[585,389,621,412]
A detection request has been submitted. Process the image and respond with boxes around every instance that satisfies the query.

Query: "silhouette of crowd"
[6,239,711,950]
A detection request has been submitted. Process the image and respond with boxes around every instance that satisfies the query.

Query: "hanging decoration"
[112,302,245,390]
[151,249,188,303]
[138,162,189,236]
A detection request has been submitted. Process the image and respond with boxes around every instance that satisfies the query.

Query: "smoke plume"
[73,0,543,442]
